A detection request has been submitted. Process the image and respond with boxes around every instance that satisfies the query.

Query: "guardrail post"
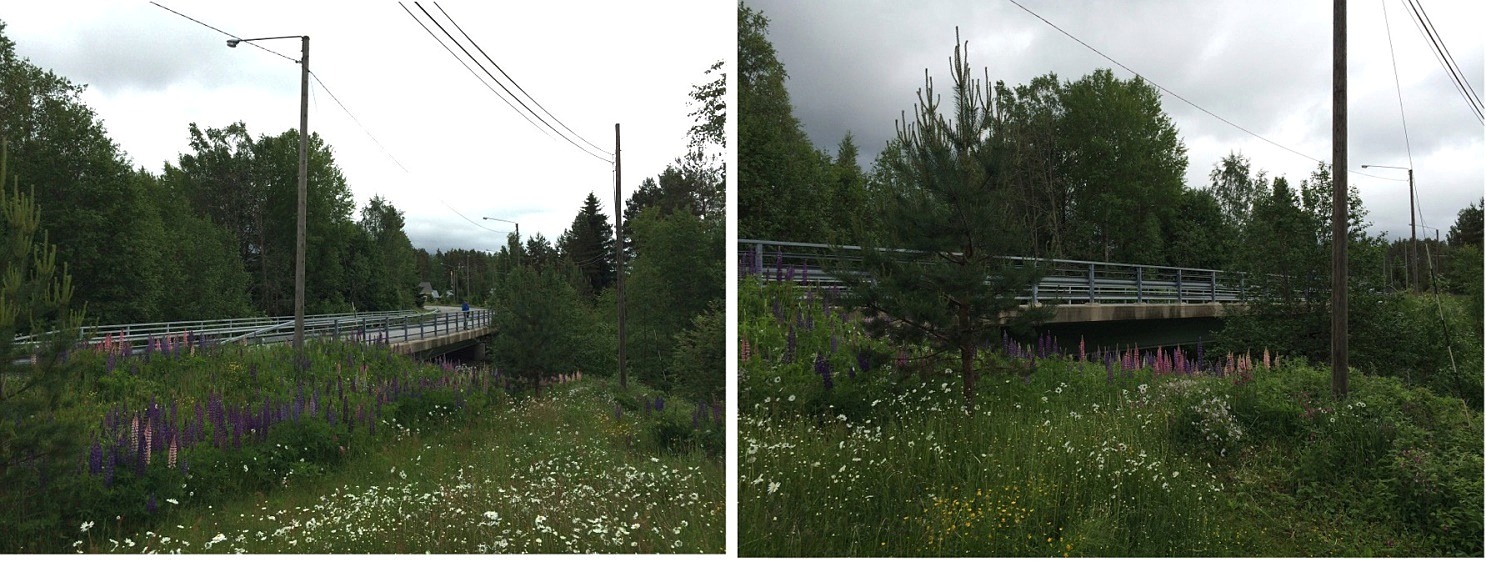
[1030,280,1039,305]
[1211,270,1218,303]
[1240,273,1247,300]
[1176,270,1184,304]
[1136,267,1144,303]
[754,242,764,279]
[1087,263,1096,304]
[335,318,340,340]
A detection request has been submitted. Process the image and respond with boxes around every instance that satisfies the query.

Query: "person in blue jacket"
[461,300,470,327]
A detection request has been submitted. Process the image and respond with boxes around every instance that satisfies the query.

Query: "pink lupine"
[1078,336,1087,363]
[143,425,153,466]
[1262,348,1271,370]
[168,436,178,469]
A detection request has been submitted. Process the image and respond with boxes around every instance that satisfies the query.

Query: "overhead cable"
[434,2,613,157]
[406,2,613,164]
[1004,0,1404,182]
[398,2,556,143]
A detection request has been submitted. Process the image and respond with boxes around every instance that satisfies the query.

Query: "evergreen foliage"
[0,141,88,544]
[557,192,616,298]
[835,32,1052,409]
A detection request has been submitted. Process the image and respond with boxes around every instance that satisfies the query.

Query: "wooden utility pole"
[294,35,309,359]
[1331,0,1348,398]
[615,123,626,388]
[1408,167,1417,291]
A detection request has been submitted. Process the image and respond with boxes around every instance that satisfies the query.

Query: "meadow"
[6,336,724,553]
[738,276,1483,557]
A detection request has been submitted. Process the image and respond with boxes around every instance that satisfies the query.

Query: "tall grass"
[739,276,1482,557]
[9,336,723,553]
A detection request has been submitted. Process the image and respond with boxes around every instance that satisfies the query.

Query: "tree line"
[1,22,420,325]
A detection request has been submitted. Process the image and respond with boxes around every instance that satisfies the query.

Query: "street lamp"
[481,217,519,240]
[482,216,520,264]
[229,34,310,358]
[1361,164,1416,291]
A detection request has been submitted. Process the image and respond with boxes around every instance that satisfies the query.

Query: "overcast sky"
[2,0,729,253]
[747,0,1483,242]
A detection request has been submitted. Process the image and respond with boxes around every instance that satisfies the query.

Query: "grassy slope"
[738,280,1483,557]
[78,378,724,554]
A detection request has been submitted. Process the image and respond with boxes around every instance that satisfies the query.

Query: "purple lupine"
[103,453,115,488]
[88,441,103,475]
[856,349,871,373]
[784,326,797,364]
[146,494,157,514]
[654,396,665,412]
[105,352,116,375]
[712,403,723,424]
[816,354,833,391]
[691,405,701,429]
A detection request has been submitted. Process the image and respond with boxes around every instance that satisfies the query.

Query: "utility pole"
[615,123,626,389]
[293,35,310,360]
[1408,167,1417,291]
[1331,0,1348,398]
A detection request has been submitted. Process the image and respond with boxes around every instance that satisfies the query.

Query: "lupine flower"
[784,326,797,364]
[167,436,178,469]
[741,338,752,362]
[88,442,103,475]
[856,349,871,374]
[146,494,157,514]
[815,354,833,391]
[1078,336,1087,363]
[654,396,665,412]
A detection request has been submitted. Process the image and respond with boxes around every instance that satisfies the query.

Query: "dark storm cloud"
[746,0,1483,238]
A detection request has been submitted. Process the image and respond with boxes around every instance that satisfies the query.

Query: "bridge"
[17,307,496,359]
[739,239,1256,324]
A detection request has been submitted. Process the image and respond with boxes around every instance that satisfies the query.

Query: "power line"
[1380,0,1414,170]
[309,71,411,173]
[1003,0,1405,183]
[433,2,613,157]
[1406,0,1484,110]
[150,2,299,65]
[397,2,555,143]
[1400,0,1484,122]
[407,2,613,164]
[442,200,510,235]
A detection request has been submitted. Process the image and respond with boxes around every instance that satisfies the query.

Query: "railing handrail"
[740,239,1272,306]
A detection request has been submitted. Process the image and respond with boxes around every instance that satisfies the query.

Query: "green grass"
[76,378,724,554]
[738,277,1483,557]
[10,336,721,553]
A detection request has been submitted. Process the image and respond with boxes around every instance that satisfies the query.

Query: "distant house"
[418,281,437,301]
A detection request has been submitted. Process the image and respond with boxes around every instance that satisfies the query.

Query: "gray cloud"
[747,0,1483,239]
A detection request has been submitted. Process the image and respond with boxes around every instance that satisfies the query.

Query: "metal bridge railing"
[12,308,495,352]
[739,239,1254,305]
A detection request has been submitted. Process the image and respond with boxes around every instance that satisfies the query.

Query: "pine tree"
[835,32,1050,411]
[0,140,88,543]
[558,192,616,297]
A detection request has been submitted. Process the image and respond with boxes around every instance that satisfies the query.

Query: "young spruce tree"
[836,31,1050,411]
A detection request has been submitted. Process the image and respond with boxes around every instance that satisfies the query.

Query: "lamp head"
[226,39,241,48]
